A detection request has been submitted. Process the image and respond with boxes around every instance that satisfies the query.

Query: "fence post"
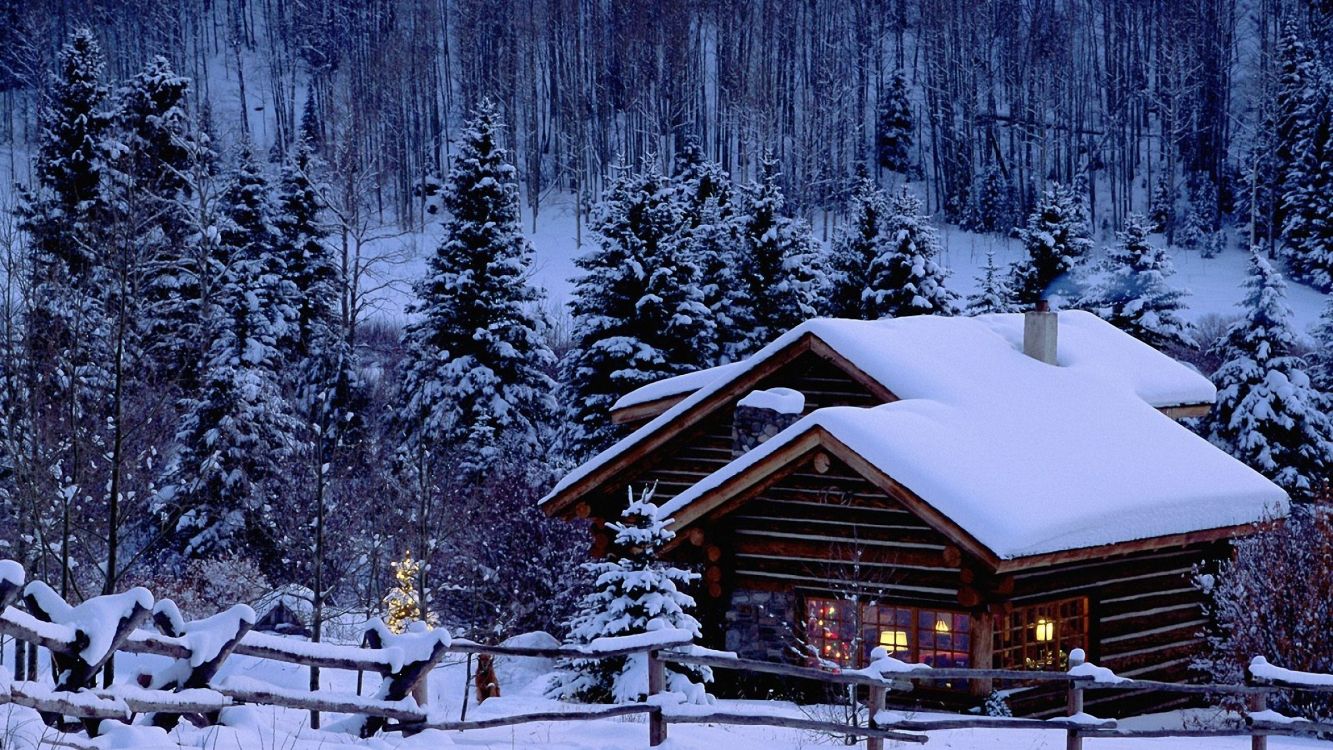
[1246,664,1268,750]
[866,683,886,750]
[1066,650,1084,750]
[648,649,667,746]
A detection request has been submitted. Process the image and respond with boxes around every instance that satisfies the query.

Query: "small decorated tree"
[549,487,712,704]
[384,550,426,634]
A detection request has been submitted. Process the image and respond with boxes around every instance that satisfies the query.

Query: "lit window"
[803,596,970,668]
[995,597,1088,670]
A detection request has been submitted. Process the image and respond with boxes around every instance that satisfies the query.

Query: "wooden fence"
[0,561,1330,749]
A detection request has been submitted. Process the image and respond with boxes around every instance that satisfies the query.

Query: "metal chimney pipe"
[1024,301,1059,365]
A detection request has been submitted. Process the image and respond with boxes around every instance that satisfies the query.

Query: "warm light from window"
[826,606,837,616]
[935,617,951,633]
[879,630,909,649]
[1036,618,1054,642]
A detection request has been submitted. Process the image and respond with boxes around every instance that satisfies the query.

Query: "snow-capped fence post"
[647,648,668,745]
[147,602,255,730]
[360,620,451,737]
[1066,649,1084,750]
[1245,663,1267,750]
[866,683,887,750]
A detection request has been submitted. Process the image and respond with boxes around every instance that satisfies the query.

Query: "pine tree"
[1010,183,1093,307]
[673,139,742,362]
[1149,174,1173,234]
[876,71,913,175]
[1311,298,1333,394]
[1274,22,1319,240]
[673,136,732,225]
[963,164,1016,234]
[397,103,556,471]
[564,158,713,457]
[1282,109,1333,291]
[965,251,1020,315]
[863,187,959,319]
[731,154,826,354]
[549,487,711,704]
[1206,252,1333,501]
[113,55,202,385]
[274,138,339,365]
[157,143,303,563]
[827,170,890,319]
[1079,214,1191,349]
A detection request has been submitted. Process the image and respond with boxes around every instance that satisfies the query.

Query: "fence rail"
[0,561,1329,749]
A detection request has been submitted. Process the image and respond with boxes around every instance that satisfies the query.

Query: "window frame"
[993,596,1090,671]
[800,593,972,669]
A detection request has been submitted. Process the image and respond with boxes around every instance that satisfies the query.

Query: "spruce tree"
[113,55,203,385]
[1206,252,1333,501]
[1010,183,1093,307]
[564,158,714,457]
[673,136,732,224]
[550,487,711,704]
[965,251,1020,315]
[827,170,890,319]
[731,154,826,355]
[397,103,556,471]
[1311,298,1333,394]
[158,143,303,563]
[673,139,742,361]
[1275,22,1319,241]
[1282,111,1333,291]
[963,164,1016,234]
[863,187,959,319]
[1079,214,1192,349]
[274,138,339,364]
[876,71,913,175]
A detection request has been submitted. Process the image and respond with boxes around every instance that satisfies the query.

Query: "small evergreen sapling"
[1079,214,1192,349]
[876,71,913,175]
[965,251,1020,315]
[384,550,433,634]
[1205,252,1333,501]
[550,487,712,704]
[1010,183,1093,307]
[862,187,959,319]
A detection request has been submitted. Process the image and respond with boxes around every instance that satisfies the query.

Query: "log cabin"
[541,310,1289,715]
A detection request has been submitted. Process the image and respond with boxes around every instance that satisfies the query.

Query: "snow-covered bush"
[1197,508,1333,722]
[983,689,1013,717]
[548,486,712,704]
[132,555,270,620]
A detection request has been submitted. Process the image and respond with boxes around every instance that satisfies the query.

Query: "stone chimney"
[1023,300,1059,365]
[732,388,805,456]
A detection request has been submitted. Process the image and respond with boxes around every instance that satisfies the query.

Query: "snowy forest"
[0,0,1331,701]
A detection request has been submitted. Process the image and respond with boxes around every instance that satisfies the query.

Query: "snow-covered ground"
[377,191,1331,338]
[1,639,1327,749]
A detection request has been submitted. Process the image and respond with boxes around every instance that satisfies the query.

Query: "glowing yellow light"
[879,630,909,649]
[826,606,837,616]
[935,617,951,633]
[1036,618,1055,642]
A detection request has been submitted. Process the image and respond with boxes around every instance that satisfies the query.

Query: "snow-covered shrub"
[1197,508,1333,722]
[132,555,271,620]
[548,486,712,704]
[984,689,1013,717]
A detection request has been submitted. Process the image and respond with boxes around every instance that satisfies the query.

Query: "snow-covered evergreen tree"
[1205,252,1333,501]
[963,164,1016,234]
[1010,183,1093,307]
[1281,107,1333,290]
[731,154,825,354]
[549,487,711,704]
[397,102,556,471]
[1079,214,1191,349]
[673,139,743,362]
[1275,22,1320,242]
[827,170,889,319]
[863,187,959,319]
[157,142,303,563]
[564,158,713,457]
[1148,174,1173,234]
[876,71,913,175]
[274,137,339,365]
[965,251,1020,315]
[1312,298,1333,394]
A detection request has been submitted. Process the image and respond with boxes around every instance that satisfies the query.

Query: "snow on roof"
[547,314,1286,558]
[975,310,1214,408]
[654,316,1285,558]
[612,361,747,412]
[737,387,805,414]
[611,311,1213,416]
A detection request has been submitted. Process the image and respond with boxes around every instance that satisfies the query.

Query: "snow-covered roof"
[612,361,747,413]
[612,311,1214,416]
[546,314,1285,560]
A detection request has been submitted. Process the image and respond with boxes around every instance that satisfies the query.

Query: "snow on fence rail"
[1,562,1332,749]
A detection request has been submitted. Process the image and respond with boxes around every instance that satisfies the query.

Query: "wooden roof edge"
[542,333,819,518]
[609,393,690,425]
[1158,402,1212,420]
[992,523,1257,573]
[807,337,899,402]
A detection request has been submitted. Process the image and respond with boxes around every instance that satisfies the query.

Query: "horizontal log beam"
[408,703,658,732]
[667,712,926,742]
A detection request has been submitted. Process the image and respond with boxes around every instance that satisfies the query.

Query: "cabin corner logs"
[568,349,1229,715]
